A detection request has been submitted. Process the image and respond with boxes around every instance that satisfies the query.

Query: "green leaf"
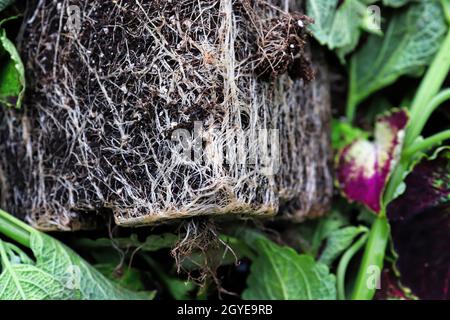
[76,233,177,252]
[0,28,25,108]
[306,0,338,45]
[306,0,377,62]
[292,211,349,256]
[0,210,152,300]
[348,1,447,113]
[0,0,14,12]
[318,226,367,266]
[309,211,349,255]
[0,240,66,300]
[241,233,336,300]
[29,231,150,299]
[329,1,368,61]
[383,0,412,7]
[163,277,195,300]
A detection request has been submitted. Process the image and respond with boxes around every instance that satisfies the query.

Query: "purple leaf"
[375,269,414,300]
[337,109,409,213]
[388,148,450,300]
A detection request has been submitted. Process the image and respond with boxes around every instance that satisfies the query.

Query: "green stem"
[351,215,390,300]
[406,27,450,147]
[403,129,450,159]
[337,233,369,300]
[383,160,408,205]
[0,209,31,247]
[406,89,450,148]
[346,61,358,122]
[441,0,450,23]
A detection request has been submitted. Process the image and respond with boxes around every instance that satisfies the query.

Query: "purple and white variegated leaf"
[336,109,409,213]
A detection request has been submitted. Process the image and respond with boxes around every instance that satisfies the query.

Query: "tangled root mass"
[0,0,332,230]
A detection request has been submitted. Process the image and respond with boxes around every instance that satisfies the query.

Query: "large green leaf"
[0,27,25,108]
[32,231,151,299]
[348,1,447,111]
[241,232,336,300]
[0,211,152,300]
[0,240,66,299]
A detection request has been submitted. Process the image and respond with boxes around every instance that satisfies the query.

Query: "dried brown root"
[171,218,238,293]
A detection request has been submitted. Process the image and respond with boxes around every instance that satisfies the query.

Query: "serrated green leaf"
[241,234,336,300]
[0,28,25,108]
[293,211,349,256]
[318,226,367,266]
[348,1,447,110]
[306,0,338,44]
[0,210,152,300]
[306,0,377,62]
[0,265,66,300]
[329,0,367,61]
[0,240,66,300]
[30,231,150,300]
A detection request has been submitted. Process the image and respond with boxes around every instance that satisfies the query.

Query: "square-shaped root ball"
[0,0,332,230]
